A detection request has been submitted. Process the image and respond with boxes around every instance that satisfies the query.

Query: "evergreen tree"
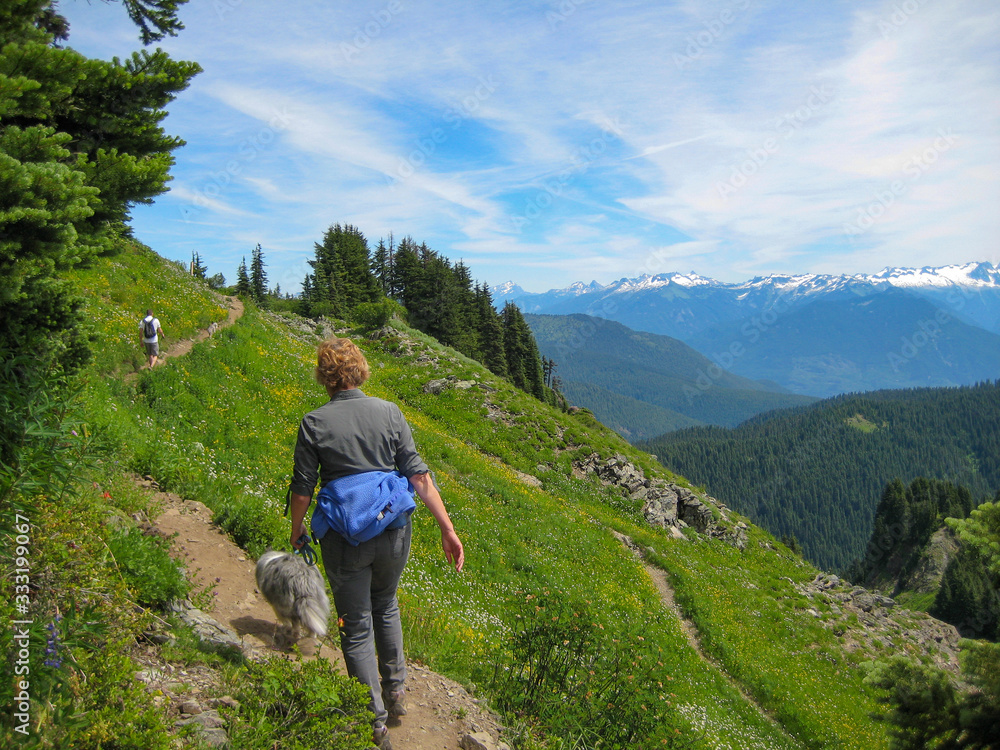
[310,262,340,318]
[502,302,546,399]
[932,545,999,640]
[0,0,199,370]
[191,251,207,279]
[418,253,470,353]
[502,302,529,391]
[390,237,422,315]
[116,0,188,45]
[250,243,268,306]
[474,284,507,377]
[451,260,478,353]
[310,224,379,317]
[235,257,251,297]
[372,235,395,296]
[948,499,1000,580]
[299,274,314,316]
[866,641,1000,748]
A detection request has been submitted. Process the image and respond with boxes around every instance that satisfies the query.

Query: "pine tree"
[474,284,507,377]
[191,251,207,279]
[118,0,188,45]
[299,274,314,316]
[235,257,251,297]
[310,262,340,318]
[372,235,394,295]
[931,545,998,639]
[310,224,380,317]
[390,238,422,314]
[501,302,546,399]
[0,0,199,369]
[249,244,268,306]
[948,500,1000,581]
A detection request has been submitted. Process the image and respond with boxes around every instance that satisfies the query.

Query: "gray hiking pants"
[319,523,411,725]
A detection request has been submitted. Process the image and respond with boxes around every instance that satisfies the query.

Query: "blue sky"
[60,0,1000,293]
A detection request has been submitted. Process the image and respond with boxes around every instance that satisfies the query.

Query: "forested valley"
[850,476,1000,641]
[639,382,1000,571]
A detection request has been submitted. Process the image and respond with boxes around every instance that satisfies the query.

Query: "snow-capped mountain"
[500,261,1000,398]
[493,262,1000,340]
[867,261,1000,288]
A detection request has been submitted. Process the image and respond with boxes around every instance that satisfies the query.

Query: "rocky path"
[130,302,506,750]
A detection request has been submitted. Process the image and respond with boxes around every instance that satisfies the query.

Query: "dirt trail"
[161,296,245,361]
[127,296,243,384]
[133,302,504,750]
[614,532,800,747]
[148,485,501,750]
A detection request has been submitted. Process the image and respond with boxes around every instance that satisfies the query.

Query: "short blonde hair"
[315,338,370,392]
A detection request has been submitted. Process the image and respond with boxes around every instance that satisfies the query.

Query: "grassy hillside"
[526,313,816,440]
[7,240,950,748]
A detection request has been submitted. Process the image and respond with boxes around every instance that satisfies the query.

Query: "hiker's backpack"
[143,316,156,338]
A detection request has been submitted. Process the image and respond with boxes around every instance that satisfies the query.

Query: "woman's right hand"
[441,527,464,572]
[291,522,307,550]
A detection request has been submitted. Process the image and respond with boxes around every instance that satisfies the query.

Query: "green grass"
[893,590,937,612]
[56,241,900,748]
[844,414,880,433]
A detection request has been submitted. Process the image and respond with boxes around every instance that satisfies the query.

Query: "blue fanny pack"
[312,471,416,546]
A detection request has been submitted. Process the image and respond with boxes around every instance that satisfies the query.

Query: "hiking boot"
[385,688,407,719]
[372,722,392,750]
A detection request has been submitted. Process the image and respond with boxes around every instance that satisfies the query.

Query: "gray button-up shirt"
[289,389,429,497]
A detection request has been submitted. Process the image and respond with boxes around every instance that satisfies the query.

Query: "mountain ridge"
[495,261,1000,340]
[496,261,1000,300]
[526,312,817,438]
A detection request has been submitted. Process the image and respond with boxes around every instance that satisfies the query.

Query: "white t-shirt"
[140,316,161,343]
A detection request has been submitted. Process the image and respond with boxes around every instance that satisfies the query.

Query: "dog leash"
[294,533,318,566]
[285,490,319,566]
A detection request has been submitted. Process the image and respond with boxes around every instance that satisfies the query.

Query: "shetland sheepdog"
[254,550,330,648]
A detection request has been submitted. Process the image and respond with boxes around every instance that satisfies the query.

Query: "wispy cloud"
[60,0,1000,292]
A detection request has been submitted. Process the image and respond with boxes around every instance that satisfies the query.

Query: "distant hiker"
[287,337,464,750]
[140,309,164,368]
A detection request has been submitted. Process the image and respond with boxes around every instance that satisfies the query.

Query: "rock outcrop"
[793,573,962,673]
[572,453,748,549]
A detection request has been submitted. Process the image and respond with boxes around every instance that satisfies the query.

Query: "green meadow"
[4,240,897,748]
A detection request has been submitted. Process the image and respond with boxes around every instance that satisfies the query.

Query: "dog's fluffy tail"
[296,593,329,639]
